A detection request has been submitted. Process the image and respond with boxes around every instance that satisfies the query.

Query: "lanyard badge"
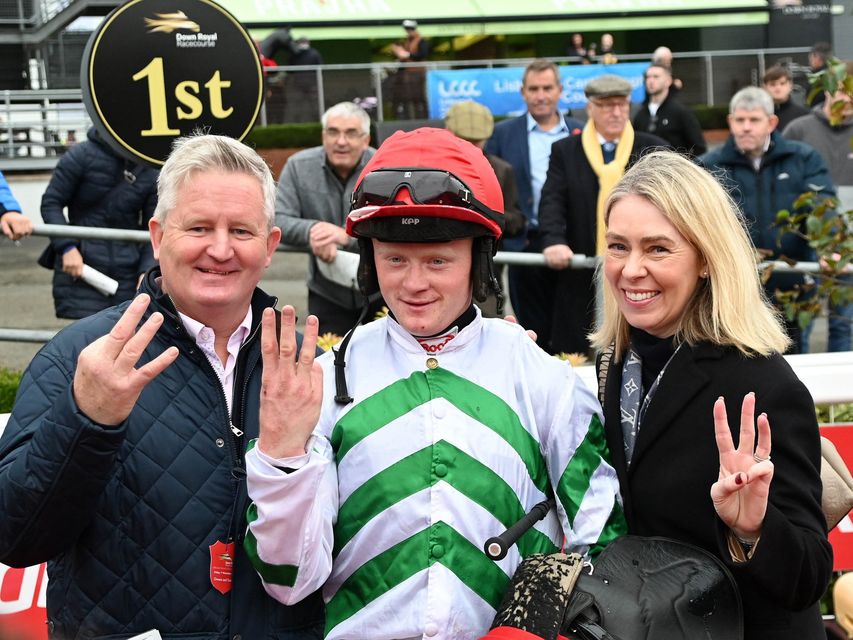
[209,540,235,594]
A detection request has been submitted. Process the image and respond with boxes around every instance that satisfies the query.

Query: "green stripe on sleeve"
[590,501,628,559]
[556,431,603,527]
[243,502,299,587]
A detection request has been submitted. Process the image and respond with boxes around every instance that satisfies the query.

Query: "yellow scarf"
[581,120,634,254]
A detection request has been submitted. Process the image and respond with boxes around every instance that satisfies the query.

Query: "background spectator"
[597,33,618,64]
[783,60,853,353]
[763,65,809,131]
[808,42,833,106]
[698,86,836,353]
[39,126,158,319]
[651,45,684,91]
[276,101,382,336]
[0,170,32,241]
[567,33,591,64]
[633,63,706,156]
[538,74,667,355]
[390,19,430,119]
[285,37,324,123]
[485,59,583,352]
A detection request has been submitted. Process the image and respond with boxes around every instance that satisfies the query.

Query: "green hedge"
[0,368,23,413]
[245,123,323,149]
[690,105,729,130]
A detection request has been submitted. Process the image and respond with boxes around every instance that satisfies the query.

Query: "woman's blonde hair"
[589,150,790,359]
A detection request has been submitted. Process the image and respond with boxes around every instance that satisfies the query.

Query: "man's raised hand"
[258,305,323,458]
[73,294,179,425]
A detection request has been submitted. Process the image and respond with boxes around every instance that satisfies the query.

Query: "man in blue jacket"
[0,169,32,240]
[0,134,323,639]
[698,86,836,353]
[485,59,583,353]
[40,127,159,319]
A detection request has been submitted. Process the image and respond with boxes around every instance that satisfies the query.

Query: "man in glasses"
[539,75,668,356]
[276,100,383,336]
[632,63,706,157]
[245,127,626,639]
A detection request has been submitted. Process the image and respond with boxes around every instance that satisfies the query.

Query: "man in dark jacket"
[40,127,159,319]
[633,63,706,156]
[698,86,836,353]
[763,65,809,132]
[277,101,380,336]
[485,58,583,352]
[0,133,323,639]
[539,75,668,355]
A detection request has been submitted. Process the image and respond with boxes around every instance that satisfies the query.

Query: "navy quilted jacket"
[0,269,324,639]
[40,128,159,319]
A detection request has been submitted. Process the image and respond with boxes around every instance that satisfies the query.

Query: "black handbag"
[490,535,743,640]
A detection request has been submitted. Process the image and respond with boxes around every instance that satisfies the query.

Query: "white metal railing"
[0,89,91,161]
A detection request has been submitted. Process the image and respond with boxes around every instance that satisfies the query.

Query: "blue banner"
[426,63,650,119]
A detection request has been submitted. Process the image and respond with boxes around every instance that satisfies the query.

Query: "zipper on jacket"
[226,304,271,542]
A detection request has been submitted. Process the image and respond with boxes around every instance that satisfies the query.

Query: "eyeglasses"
[351,168,502,226]
[323,128,366,141]
[590,99,630,112]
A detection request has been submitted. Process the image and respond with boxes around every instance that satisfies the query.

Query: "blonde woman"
[592,150,830,639]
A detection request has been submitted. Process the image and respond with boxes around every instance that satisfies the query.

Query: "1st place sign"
[82,0,264,166]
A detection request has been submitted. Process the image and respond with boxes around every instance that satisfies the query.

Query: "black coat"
[632,93,707,156]
[484,113,584,250]
[0,269,324,639]
[600,342,831,640]
[538,131,668,354]
[40,128,159,319]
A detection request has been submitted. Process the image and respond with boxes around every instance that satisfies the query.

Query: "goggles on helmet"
[350,168,503,233]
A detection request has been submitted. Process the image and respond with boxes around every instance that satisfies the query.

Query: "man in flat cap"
[538,74,668,355]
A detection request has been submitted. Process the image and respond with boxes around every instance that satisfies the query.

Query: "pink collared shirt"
[179,308,253,417]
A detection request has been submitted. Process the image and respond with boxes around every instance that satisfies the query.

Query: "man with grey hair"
[698,86,836,353]
[538,74,667,355]
[0,133,324,639]
[277,100,382,336]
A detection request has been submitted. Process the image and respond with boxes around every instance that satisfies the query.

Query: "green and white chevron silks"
[323,367,624,633]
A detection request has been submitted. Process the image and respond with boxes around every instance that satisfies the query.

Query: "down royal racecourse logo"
[82,0,263,166]
[144,10,200,33]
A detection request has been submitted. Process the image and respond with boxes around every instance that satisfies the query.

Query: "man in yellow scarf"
[538,75,668,355]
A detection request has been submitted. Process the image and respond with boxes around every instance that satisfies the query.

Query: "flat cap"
[444,100,494,141]
[402,19,418,29]
[584,74,632,99]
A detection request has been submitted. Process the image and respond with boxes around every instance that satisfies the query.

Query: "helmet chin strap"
[333,291,382,405]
